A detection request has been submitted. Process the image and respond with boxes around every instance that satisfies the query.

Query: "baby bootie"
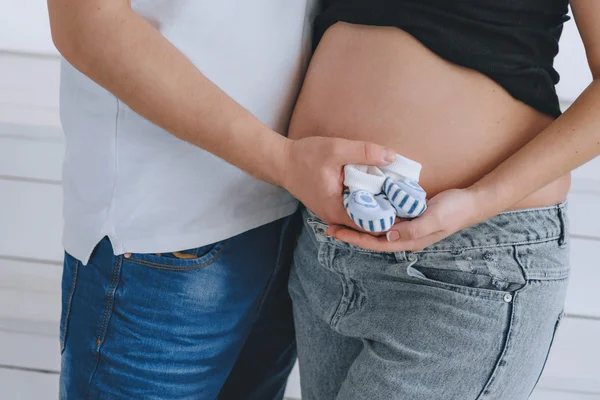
[343,165,397,232]
[381,155,427,218]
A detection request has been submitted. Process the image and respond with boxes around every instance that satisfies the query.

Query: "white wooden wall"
[0,7,599,400]
[0,0,57,55]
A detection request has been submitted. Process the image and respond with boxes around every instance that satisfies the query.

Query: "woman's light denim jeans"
[289,204,569,400]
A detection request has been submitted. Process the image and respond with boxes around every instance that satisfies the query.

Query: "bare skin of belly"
[289,23,570,210]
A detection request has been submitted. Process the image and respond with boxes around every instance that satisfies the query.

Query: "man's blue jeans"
[59,216,298,399]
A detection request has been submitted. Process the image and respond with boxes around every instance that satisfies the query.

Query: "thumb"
[333,139,396,166]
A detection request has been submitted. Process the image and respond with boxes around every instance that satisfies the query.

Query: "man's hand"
[326,188,484,252]
[282,137,396,226]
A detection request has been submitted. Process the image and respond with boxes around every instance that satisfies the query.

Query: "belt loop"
[557,204,567,247]
[394,251,407,262]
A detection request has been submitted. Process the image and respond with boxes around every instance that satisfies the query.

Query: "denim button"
[407,254,417,262]
[124,253,132,259]
[504,293,513,303]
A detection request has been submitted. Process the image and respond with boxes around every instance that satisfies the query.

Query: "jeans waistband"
[304,202,568,254]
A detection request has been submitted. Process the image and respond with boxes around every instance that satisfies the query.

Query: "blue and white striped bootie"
[343,165,396,232]
[381,155,427,218]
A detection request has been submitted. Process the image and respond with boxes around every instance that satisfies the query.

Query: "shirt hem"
[64,200,299,265]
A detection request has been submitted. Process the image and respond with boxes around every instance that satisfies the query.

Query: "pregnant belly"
[289,22,570,210]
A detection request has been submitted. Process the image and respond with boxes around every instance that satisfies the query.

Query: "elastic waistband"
[304,202,568,253]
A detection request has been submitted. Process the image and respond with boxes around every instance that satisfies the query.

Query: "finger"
[326,191,379,235]
[322,192,355,227]
[388,211,441,241]
[332,227,415,252]
[327,223,388,237]
[333,139,396,166]
[401,230,448,252]
[330,205,356,231]
[333,227,447,252]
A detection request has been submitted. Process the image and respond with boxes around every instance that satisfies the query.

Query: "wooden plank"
[0,289,60,328]
[572,157,600,185]
[555,8,592,104]
[538,317,600,395]
[566,239,600,319]
[568,192,600,239]
[0,258,62,292]
[0,54,60,127]
[0,104,61,128]
[0,328,60,372]
[0,137,63,182]
[0,0,58,55]
[0,54,60,110]
[531,388,600,400]
[0,368,59,400]
[0,258,62,326]
[0,121,63,141]
[0,180,63,261]
[284,362,302,400]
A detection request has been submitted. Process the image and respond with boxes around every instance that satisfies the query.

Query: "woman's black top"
[314,0,570,118]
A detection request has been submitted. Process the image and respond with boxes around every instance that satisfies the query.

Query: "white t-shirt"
[60,1,317,264]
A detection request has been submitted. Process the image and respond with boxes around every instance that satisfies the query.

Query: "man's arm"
[327,0,600,251]
[48,0,396,225]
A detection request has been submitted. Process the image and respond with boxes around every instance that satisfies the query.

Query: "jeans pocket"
[126,240,230,271]
[407,246,527,301]
[60,253,80,353]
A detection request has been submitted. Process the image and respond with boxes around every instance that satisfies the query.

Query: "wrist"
[278,137,295,189]
[466,178,512,221]
[254,126,291,187]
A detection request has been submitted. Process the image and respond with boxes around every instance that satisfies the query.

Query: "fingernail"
[383,149,396,163]
[386,231,400,242]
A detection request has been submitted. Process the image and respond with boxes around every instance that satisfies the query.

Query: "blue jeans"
[60,216,298,400]
[290,205,569,400]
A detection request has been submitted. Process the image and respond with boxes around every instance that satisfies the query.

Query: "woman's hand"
[326,188,485,252]
[281,137,397,227]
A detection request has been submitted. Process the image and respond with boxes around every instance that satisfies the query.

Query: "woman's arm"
[328,0,600,251]
[47,0,396,226]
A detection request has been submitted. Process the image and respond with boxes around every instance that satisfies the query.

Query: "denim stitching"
[61,258,80,353]
[305,205,566,254]
[324,245,352,330]
[345,278,366,317]
[314,235,561,257]
[330,273,352,329]
[406,268,510,302]
[126,240,230,270]
[527,275,570,283]
[496,202,565,216]
[86,255,123,400]
[96,256,122,348]
[416,236,561,254]
[475,291,518,399]
[306,213,561,254]
[513,244,570,281]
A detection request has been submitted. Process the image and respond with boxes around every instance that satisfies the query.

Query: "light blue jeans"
[289,204,569,400]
